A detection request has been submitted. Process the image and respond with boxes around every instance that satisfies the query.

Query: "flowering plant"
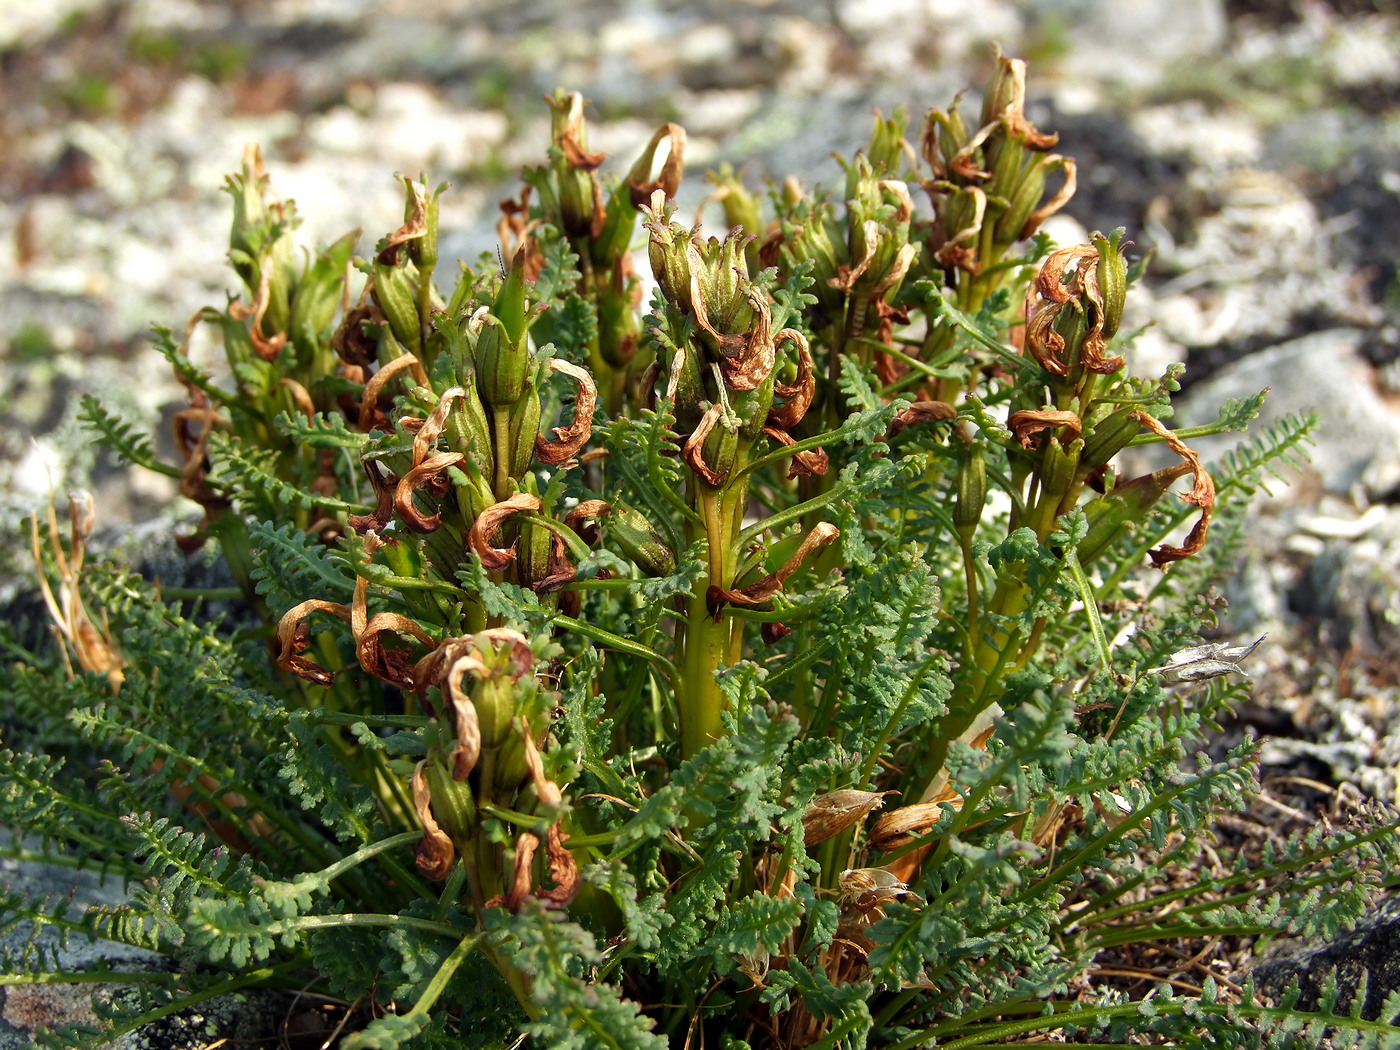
[8,52,1400,1049]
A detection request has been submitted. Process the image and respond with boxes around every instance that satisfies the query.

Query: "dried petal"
[228,263,288,361]
[521,730,578,904]
[1134,411,1216,567]
[359,355,428,431]
[470,493,543,571]
[413,762,455,881]
[503,831,539,912]
[411,387,466,465]
[333,303,384,368]
[888,400,956,438]
[1020,156,1076,239]
[838,867,920,911]
[766,328,815,431]
[681,403,726,487]
[708,522,839,615]
[828,219,881,293]
[278,377,316,421]
[442,652,487,778]
[377,178,429,265]
[563,499,609,545]
[534,359,598,465]
[627,122,687,206]
[276,598,353,685]
[761,426,828,479]
[348,459,397,533]
[1007,409,1083,449]
[946,120,998,182]
[868,793,962,852]
[712,292,775,393]
[393,451,466,533]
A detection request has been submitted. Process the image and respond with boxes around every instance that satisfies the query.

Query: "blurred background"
[1,0,1398,799]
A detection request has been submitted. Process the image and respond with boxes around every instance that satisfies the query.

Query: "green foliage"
[4,56,1396,1050]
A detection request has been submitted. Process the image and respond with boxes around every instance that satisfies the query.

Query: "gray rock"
[1176,329,1400,498]
[0,842,281,1049]
[1253,896,1400,1022]
[1025,0,1227,84]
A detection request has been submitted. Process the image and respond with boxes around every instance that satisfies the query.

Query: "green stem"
[679,587,727,759]
[1062,543,1111,674]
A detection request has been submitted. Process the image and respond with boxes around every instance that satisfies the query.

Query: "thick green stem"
[679,587,727,759]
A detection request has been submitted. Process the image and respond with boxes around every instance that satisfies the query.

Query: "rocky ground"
[2,0,1399,1045]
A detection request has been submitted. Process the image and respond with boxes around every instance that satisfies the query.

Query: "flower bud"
[981,49,1027,131]
[225,145,273,286]
[705,163,763,238]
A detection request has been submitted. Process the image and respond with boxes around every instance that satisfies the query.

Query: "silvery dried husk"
[801,789,890,847]
[868,790,963,852]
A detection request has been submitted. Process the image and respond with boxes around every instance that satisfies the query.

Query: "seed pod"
[682,404,737,488]
[422,754,476,842]
[665,339,707,430]
[492,731,532,794]
[732,369,776,442]
[1075,463,1187,565]
[514,478,554,590]
[545,90,604,238]
[1079,407,1142,474]
[994,160,1046,245]
[476,316,528,408]
[1037,436,1081,502]
[378,535,422,579]
[866,108,908,176]
[954,441,987,537]
[477,250,532,407]
[608,504,675,577]
[1093,229,1129,342]
[451,370,493,463]
[371,260,424,356]
[802,789,889,847]
[506,390,542,479]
